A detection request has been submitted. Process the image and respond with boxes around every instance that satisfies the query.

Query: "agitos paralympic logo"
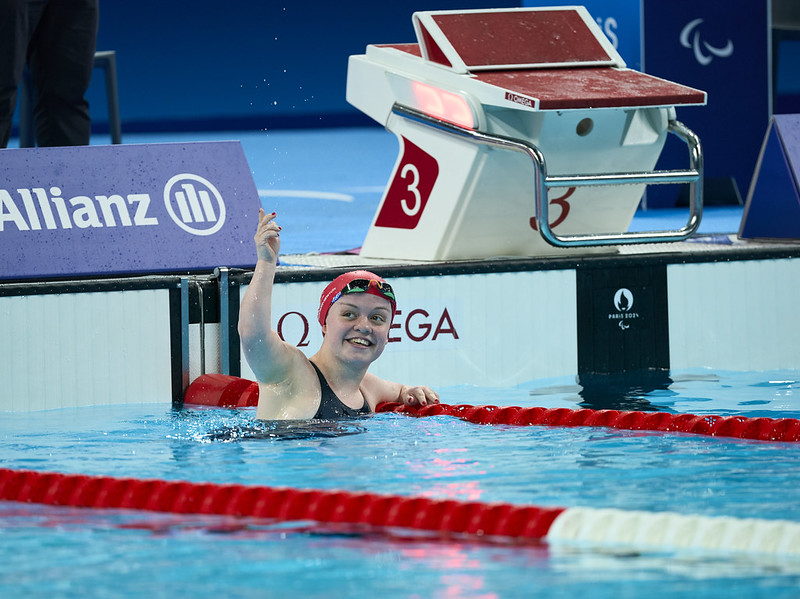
[679,18,734,66]
[0,172,226,236]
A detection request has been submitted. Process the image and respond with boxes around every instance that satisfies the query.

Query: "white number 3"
[400,163,422,216]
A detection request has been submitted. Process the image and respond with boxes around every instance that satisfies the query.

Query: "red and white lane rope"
[185,374,800,443]
[1,468,799,557]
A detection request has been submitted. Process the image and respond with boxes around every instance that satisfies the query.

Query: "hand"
[399,385,440,407]
[254,208,281,264]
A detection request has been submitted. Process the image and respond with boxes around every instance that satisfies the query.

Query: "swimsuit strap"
[310,361,371,420]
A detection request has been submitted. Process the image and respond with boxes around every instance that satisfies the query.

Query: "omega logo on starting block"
[504,92,534,108]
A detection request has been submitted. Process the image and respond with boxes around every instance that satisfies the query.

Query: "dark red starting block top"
[378,8,706,110]
[476,67,706,110]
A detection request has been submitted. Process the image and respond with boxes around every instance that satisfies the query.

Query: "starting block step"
[347,6,706,261]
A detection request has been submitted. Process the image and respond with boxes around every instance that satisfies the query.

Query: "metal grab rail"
[391,104,703,248]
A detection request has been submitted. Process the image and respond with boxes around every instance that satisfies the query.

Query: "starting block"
[346,7,707,260]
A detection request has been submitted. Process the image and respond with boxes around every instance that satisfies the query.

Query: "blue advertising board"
[643,1,771,207]
[0,142,261,280]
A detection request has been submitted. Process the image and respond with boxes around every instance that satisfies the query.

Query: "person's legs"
[29,0,98,146]
[0,0,37,148]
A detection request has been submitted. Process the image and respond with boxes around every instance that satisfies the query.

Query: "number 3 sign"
[529,187,574,231]
[374,137,439,229]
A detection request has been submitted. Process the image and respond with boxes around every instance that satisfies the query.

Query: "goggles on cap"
[332,278,395,305]
[344,278,394,300]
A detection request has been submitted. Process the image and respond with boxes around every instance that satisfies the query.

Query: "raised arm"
[237,210,295,383]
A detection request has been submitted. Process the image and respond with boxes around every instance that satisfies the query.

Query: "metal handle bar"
[391,104,703,248]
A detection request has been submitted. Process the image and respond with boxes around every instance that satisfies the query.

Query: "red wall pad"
[183,373,259,408]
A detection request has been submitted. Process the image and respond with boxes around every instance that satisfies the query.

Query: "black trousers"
[0,0,99,148]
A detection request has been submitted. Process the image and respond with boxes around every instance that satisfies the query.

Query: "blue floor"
[7,127,745,256]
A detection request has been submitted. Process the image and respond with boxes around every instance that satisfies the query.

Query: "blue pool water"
[1,369,800,597]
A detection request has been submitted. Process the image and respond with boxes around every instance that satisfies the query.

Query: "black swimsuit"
[311,362,371,420]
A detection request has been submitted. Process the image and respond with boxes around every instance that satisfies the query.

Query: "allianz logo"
[0,173,225,237]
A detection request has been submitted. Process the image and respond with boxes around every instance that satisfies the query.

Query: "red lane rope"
[376,403,800,443]
[0,468,564,541]
[184,374,800,443]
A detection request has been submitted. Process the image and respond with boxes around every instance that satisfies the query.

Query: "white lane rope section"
[547,507,800,557]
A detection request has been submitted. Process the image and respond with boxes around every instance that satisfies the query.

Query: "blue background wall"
[84,0,518,131]
[80,1,794,135]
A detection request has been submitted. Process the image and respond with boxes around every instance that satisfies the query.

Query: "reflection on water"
[529,370,730,413]
[576,370,675,412]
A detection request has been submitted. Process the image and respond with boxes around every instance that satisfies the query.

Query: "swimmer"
[238,209,439,420]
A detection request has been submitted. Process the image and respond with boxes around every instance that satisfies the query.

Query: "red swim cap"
[317,270,396,326]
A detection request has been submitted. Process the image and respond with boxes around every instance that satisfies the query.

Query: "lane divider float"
[1,467,799,557]
[184,374,800,443]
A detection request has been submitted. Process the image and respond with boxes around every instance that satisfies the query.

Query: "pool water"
[1,369,800,597]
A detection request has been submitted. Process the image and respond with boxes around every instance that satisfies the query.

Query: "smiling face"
[321,292,392,365]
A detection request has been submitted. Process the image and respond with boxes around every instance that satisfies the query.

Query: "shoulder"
[255,351,322,419]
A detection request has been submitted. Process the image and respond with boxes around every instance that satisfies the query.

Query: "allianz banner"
[0,141,261,280]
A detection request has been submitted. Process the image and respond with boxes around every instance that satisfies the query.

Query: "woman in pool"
[238,209,439,420]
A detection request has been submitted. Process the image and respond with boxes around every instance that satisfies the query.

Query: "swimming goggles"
[341,278,396,302]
